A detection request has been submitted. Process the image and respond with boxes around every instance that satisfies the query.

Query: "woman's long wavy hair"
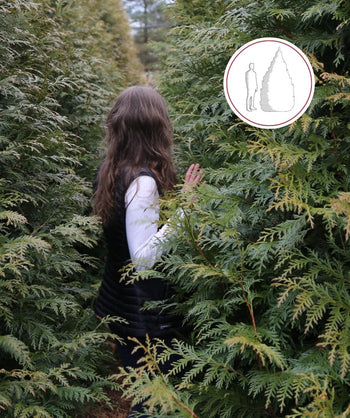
[93,86,177,225]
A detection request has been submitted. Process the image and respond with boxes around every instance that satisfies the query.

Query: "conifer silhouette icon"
[260,48,295,112]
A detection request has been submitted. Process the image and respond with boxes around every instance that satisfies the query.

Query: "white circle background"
[223,38,315,129]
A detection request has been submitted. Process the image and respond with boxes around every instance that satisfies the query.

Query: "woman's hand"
[182,163,203,198]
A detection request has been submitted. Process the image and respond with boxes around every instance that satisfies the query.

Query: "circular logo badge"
[223,37,315,129]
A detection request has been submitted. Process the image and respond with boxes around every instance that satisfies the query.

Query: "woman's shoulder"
[131,167,159,190]
[123,165,161,199]
[129,173,158,194]
[125,173,159,207]
[138,167,156,179]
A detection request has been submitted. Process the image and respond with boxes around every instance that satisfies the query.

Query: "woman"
[93,86,201,415]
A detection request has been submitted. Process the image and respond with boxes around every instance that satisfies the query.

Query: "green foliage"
[0,0,141,415]
[116,0,350,416]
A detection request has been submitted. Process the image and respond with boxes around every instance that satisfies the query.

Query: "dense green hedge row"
[0,1,141,416]
[116,0,350,416]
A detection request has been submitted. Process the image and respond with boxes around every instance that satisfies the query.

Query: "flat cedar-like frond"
[225,327,287,370]
[0,235,51,277]
[0,369,56,398]
[248,131,320,172]
[273,250,350,379]
[302,1,344,22]
[0,335,32,369]
[330,192,350,240]
[0,210,27,227]
[48,217,99,249]
[114,337,198,417]
[318,327,350,380]
[13,405,52,418]
[1,236,51,259]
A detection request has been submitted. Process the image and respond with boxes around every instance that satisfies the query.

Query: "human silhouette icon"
[246,63,258,112]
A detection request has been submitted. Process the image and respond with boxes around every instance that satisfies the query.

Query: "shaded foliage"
[0,0,141,416]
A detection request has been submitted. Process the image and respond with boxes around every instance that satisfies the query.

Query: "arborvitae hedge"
[116,0,350,416]
[0,0,141,416]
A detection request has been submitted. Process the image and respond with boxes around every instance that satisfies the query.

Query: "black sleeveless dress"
[94,168,182,339]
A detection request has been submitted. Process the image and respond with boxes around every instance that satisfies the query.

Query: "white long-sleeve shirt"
[125,175,172,271]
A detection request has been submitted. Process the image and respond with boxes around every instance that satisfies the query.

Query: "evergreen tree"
[115,0,350,416]
[0,0,141,416]
[124,0,171,72]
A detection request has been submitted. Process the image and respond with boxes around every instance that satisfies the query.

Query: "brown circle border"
[224,38,314,128]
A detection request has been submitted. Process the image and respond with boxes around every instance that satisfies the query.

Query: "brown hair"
[93,86,176,225]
